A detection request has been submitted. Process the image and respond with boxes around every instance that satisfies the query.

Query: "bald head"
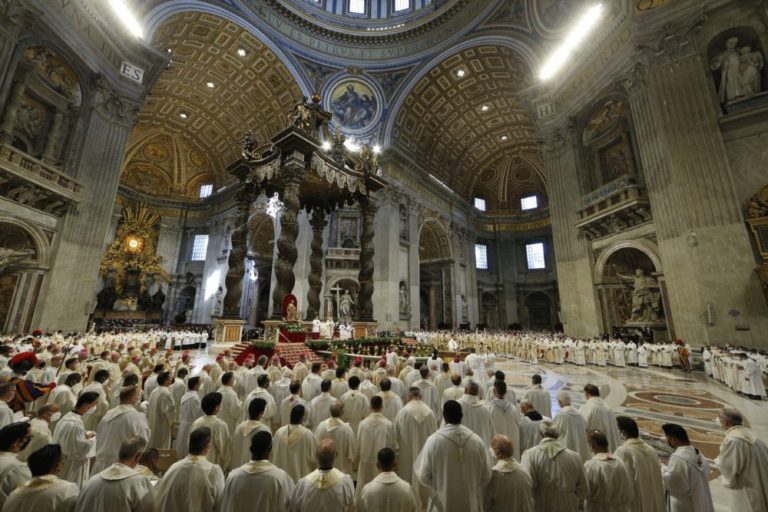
[719,408,744,428]
[556,390,571,406]
[316,439,336,469]
[330,401,344,418]
[491,434,513,459]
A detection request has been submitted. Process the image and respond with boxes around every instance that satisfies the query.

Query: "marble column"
[34,81,137,331]
[305,208,326,319]
[356,196,377,321]
[0,2,21,96]
[270,159,304,318]
[540,130,601,336]
[0,78,25,143]
[625,45,768,344]
[41,109,64,164]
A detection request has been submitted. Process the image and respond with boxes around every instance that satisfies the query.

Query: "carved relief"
[709,30,766,106]
[581,97,638,191]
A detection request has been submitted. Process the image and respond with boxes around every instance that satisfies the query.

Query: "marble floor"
[192,345,766,511]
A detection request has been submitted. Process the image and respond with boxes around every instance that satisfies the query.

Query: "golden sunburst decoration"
[100,202,171,293]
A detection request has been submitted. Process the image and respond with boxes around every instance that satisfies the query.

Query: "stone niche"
[708,26,767,114]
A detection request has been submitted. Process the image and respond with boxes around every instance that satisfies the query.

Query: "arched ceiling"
[391,45,540,204]
[121,12,302,199]
[472,154,547,213]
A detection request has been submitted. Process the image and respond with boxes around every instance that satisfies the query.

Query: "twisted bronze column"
[270,165,304,318]
[222,183,254,317]
[356,197,377,321]
[306,208,326,319]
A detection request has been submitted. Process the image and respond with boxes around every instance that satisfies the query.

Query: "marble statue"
[285,300,297,322]
[151,287,166,311]
[0,247,34,272]
[613,266,662,322]
[212,286,224,317]
[711,37,743,103]
[289,97,312,132]
[461,294,468,322]
[338,289,355,324]
[399,282,408,315]
[739,45,764,97]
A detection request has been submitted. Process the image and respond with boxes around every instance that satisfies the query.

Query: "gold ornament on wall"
[100,203,170,294]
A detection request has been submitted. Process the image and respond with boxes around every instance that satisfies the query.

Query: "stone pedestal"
[213,318,245,344]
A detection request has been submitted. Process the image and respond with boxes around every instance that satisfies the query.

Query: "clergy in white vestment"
[519,400,545,454]
[301,364,324,402]
[0,383,15,428]
[280,382,311,427]
[314,401,357,475]
[413,366,440,417]
[660,423,714,512]
[485,380,521,460]
[54,392,99,487]
[169,368,188,416]
[293,355,310,385]
[273,404,317,483]
[552,390,591,462]
[523,374,552,419]
[3,444,79,512]
[614,416,665,512]
[441,374,464,405]
[414,400,491,512]
[714,408,768,512]
[197,365,217,398]
[17,403,57,461]
[290,439,355,512]
[0,422,33,507]
[242,374,276,424]
[521,422,589,512]
[221,431,295,512]
[143,364,165,401]
[340,376,369,435]
[309,380,336,428]
[146,372,175,450]
[76,437,154,512]
[218,372,242,434]
[376,378,404,421]
[580,384,621,452]
[331,368,350,399]
[153,427,226,512]
[176,376,203,458]
[93,385,151,473]
[232,397,271,468]
[81,369,110,431]
[358,447,418,512]
[434,364,453,401]
[190,392,232,472]
[48,373,79,420]
[583,430,634,512]
[484,434,533,512]
[357,396,397,502]
[394,387,437,507]
[457,381,494,446]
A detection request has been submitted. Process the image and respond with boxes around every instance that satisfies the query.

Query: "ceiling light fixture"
[107,0,144,39]
[236,48,247,57]
[372,144,382,154]
[481,105,490,112]
[179,112,189,120]
[456,69,466,78]
[206,81,215,88]
[539,3,604,81]
[500,135,509,141]
[321,141,332,151]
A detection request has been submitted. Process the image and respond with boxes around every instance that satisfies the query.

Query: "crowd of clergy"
[0,331,766,512]
[703,346,767,399]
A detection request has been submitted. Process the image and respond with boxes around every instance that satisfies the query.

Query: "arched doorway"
[480,291,499,328]
[418,220,453,329]
[524,292,552,331]
[0,221,47,333]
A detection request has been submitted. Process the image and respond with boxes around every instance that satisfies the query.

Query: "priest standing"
[232,398,271,468]
[457,381,494,446]
[190,392,232,472]
[523,374,551,419]
[583,430,634,512]
[485,380,521,460]
[357,447,418,512]
[314,401,357,476]
[0,422,33,506]
[660,423,714,512]
[153,427,226,512]
[614,416,665,512]
[356,395,397,502]
[75,437,154,512]
[54,392,99,487]
[714,408,768,511]
[3,444,79,512]
[291,439,355,511]
[272,405,317,483]
[413,400,491,512]
[176,377,203,458]
[93,385,150,473]
[394,387,437,508]
[146,372,175,450]
[552,390,591,462]
[220,431,295,512]
[579,384,621,452]
[484,434,533,512]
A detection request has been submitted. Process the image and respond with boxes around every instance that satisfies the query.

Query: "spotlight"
[321,141,332,151]
[500,135,509,141]
[456,69,466,78]
[539,3,604,81]
[206,81,215,88]
[236,48,247,57]
[372,144,382,154]
[179,112,189,120]
[480,105,490,112]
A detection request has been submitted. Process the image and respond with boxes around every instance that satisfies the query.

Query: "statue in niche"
[212,286,223,317]
[461,294,468,322]
[399,282,408,315]
[289,97,312,133]
[338,289,355,324]
[711,36,765,104]
[739,45,764,97]
[399,205,408,240]
[613,266,662,322]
